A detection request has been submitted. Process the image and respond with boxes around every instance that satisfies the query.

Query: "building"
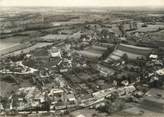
[49,89,64,102]
[48,47,62,58]
[149,54,158,59]
[96,64,115,77]
[66,94,77,108]
[156,68,164,76]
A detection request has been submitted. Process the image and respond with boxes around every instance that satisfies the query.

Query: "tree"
[122,53,128,63]
[96,100,112,114]
[0,97,9,110]
[101,29,109,39]
[118,24,125,37]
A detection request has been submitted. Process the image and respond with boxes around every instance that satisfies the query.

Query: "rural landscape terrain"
[0,6,164,117]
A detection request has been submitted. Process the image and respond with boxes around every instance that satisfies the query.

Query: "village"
[0,7,164,117]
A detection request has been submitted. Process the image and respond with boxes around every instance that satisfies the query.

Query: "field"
[75,45,108,59]
[0,36,29,50]
[149,30,164,41]
[136,25,164,32]
[118,44,152,56]
[2,42,53,57]
[109,50,145,60]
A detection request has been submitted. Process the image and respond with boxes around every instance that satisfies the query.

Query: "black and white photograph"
[0,0,164,117]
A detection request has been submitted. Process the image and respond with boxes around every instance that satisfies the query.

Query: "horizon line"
[1,5,164,8]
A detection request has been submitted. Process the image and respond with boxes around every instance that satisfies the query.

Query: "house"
[67,94,77,108]
[48,47,62,58]
[0,103,4,112]
[49,88,65,102]
[149,54,158,59]
[120,37,128,43]
[96,64,115,77]
[15,87,43,110]
[156,68,164,76]
[57,58,72,73]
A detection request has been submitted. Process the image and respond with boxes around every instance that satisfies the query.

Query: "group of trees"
[100,46,115,60]
[96,92,125,114]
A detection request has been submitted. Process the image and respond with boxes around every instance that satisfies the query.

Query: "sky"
[0,0,164,7]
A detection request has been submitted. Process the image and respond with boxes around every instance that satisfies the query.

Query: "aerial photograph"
[0,0,164,117]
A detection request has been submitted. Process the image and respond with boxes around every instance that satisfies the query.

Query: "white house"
[49,47,62,58]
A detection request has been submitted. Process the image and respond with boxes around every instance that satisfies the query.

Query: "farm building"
[105,43,153,61]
